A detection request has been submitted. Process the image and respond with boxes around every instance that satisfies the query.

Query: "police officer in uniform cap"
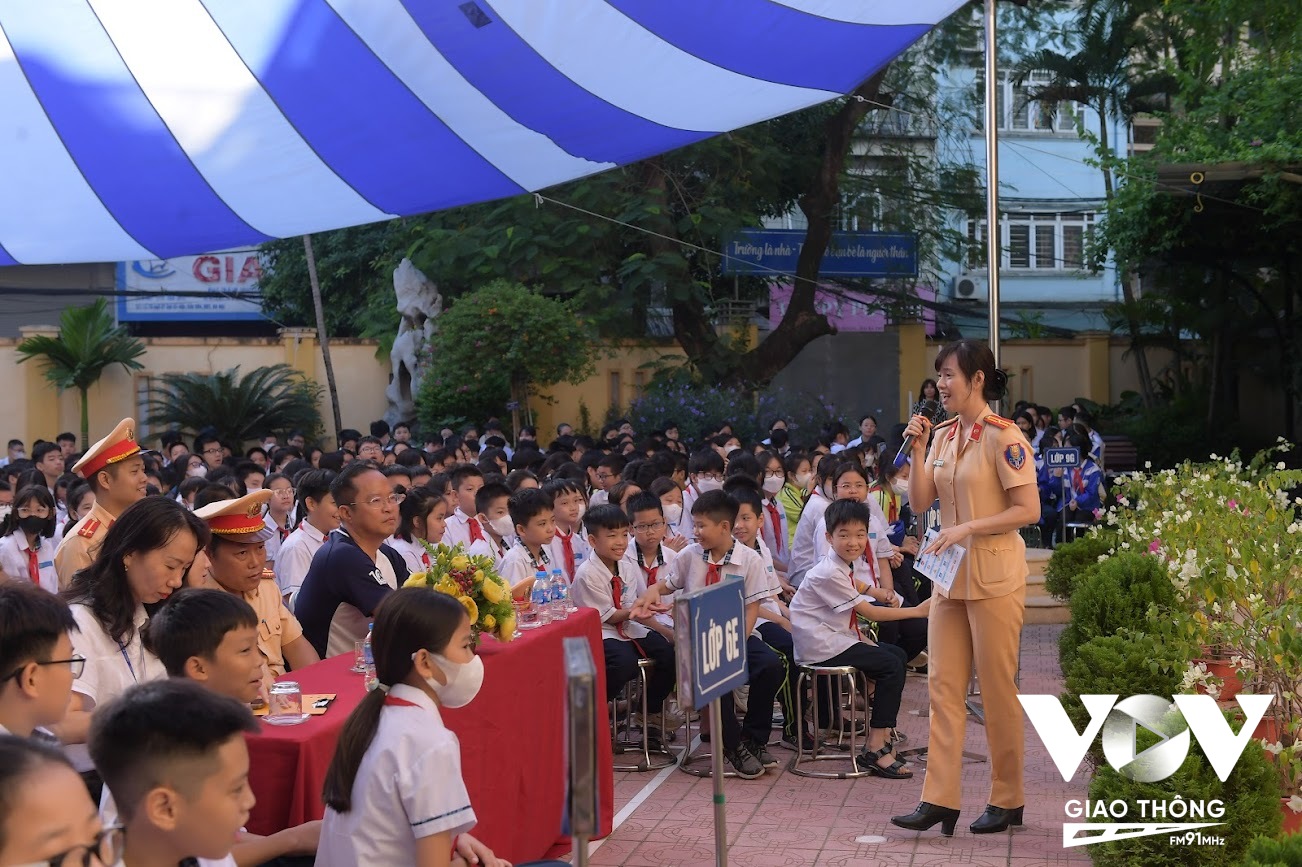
[892,340,1039,837]
[54,417,149,589]
[193,489,321,688]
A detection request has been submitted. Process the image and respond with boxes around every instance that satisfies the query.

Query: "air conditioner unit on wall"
[952,273,988,302]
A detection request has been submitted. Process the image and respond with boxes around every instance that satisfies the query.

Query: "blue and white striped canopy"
[0,0,964,266]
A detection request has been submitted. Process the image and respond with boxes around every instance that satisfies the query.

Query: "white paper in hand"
[914,529,965,594]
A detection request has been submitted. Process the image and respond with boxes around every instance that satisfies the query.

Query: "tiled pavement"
[576,624,1093,866]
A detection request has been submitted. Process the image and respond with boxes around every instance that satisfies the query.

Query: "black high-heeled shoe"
[970,804,1023,834]
[891,802,960,837]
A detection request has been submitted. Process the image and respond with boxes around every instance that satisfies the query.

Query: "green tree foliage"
[16,299,146,446]
[1243,833,1302,867]
[1059,551,1178,667]
[258,222,417,354]
[148,365,323,446]
[414,280,597,433]
[1043,530,1115,601]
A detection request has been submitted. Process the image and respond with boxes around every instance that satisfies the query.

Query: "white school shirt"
[759,496,790,572]
[547,528,592,583]
[788,491,831,585]
[465,524,509,570]
[274,520,327,608]
[748,538,784,628]
[659,543,776,636]
[442,508,474,549]
[588,489,609,507]
[318,684,476,867]
[67,602,166,771]
[388,536,430,575]
[571,555,648,642]
[681,484,701,520]
[0,532,58,593]
[620,542,679,629]
[790,551,875,665]
[498,542,553,591]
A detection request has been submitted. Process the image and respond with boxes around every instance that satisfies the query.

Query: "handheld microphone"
[894,399,947,468]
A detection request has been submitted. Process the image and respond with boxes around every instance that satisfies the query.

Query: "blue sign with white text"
[1046,447,1082,469]
[673,580,749,710]
[722,229,918,278]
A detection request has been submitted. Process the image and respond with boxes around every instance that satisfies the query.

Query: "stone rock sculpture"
[384,258,441,427]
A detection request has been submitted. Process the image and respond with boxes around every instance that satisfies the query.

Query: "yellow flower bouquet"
[402,542,515,643]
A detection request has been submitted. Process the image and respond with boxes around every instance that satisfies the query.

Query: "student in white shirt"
[756,451,792,573]
[0,737,117,867]
[812,464,897,595]
[572,505,676,747]
[681,450,725,519]
[261,472,295,570]
[497,488,556,599]
[648,478,689,551]
[790,499,930,781]
[56,498,208,756]
[320,588,508,867]
[275,469,339,608]
[543,478,591,582]
[88,679,257,867]
[0,484,59,592]
[633,491,782,779]
[442,466,485,551]
[390,488,449,575]
[725,480,804,749]
[621,492,680,629]
[0,582,80,741]
[464,482,512,569]
[788,455,838,586]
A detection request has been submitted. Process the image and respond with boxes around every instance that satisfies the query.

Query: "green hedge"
[1059,552,1178,668]
[1243,833,1302,866]
[1045,531,1115,601]
[1087,717,1281,867]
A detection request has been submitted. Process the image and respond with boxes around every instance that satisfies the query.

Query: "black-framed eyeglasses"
[3,654,86,682]
[14,824,124,867]
[632,521,666,534]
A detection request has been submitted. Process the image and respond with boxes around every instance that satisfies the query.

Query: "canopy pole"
[983,0,1002,369]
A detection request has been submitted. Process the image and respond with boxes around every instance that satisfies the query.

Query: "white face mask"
[891,479,910,496]
[488,515,515,537]
[420,652,485,709]
[695,478,723,494]
[247,484,263,493]
[762,476,784,495]
[576,502,587,522]
[187,466,207,478]
[663,503,683,526]
[795,472,813,488]
[0,506,10,522]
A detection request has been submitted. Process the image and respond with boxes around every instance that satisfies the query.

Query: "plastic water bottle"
[363,623,378,690]
[531,570,552,625]
[553,568,575,616]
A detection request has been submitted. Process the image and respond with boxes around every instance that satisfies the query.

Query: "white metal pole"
[983,0,1001,367]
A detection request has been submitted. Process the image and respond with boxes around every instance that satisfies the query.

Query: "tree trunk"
[733,73,892,385]
[1099,99,1155,407]
[304,235,343,440]
[79,386,89,449]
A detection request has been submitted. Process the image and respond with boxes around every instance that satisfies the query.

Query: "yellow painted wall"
[3,333,390,449]
[534,340,685,437]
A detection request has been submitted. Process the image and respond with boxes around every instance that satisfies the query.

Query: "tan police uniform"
[920,413,1036,812]
[54,418,141,589]
[195,491,306,680]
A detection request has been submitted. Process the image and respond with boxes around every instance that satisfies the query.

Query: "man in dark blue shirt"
[295,461,408,658]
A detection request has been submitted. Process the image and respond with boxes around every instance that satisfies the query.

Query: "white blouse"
[0,532,58,593]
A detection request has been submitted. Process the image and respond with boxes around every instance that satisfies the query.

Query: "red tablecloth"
[246,609,613,862]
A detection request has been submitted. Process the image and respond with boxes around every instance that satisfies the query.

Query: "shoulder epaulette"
[261,569,277,580]
[77,519,101,538]
[933,416,960,431]
[984,414,1014,429]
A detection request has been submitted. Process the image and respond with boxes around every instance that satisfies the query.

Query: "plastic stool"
[610,658,677,771]
[788,664,872,779]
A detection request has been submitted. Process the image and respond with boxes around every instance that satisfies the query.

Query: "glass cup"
[352,639,367,673]
[515,598,540,631]
[267,681,304,725]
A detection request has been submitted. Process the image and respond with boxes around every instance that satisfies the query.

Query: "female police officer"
[891,340,1039,836]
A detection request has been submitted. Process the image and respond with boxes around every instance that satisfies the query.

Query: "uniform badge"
[1004,443,1027,470]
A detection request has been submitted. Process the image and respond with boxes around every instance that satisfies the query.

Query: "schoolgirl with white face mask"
[319,588,504,867]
